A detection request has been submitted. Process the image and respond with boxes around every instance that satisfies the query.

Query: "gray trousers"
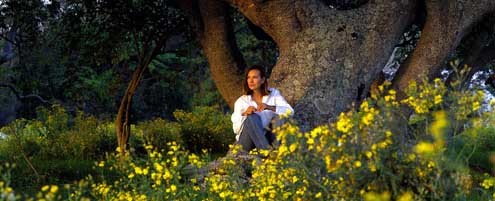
[237,114,275,152]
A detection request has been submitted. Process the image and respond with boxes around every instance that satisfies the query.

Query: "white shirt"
[231,88,294,140]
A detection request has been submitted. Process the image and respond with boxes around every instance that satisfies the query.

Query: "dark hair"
[243,65,270,96]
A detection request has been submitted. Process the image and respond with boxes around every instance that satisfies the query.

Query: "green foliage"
[0,0,210,122]
[449,113,495,172]
[232,10,278,72]
[135,118,183,152]
[0,104,233,191]
[0,105,117,188]
[1,79,495,200]
[174,106,234,154]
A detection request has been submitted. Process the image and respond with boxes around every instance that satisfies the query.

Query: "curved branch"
[0,83,49,104]
[177,0,246,109]
[447,16,495,86]
[222,0,301,50]
[393,0,495,98]
[200,0,247,108]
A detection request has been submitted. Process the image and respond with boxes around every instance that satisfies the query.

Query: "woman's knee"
[246,113,261,122]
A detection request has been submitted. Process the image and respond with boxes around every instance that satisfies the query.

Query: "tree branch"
[0,33,19,48]
[393,0,495,98]
[0,83,49,104]
[197,0,246,109]
[176,0,204,39]
[446,15,495,87]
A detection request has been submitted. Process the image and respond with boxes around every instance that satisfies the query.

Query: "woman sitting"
[231,65,294,152]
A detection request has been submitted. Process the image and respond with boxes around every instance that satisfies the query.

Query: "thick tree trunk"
[393,0,495,97]
[226,0,416,128]
[178,0,246,110]
[446,15,495,87]
[197,0,246,109]
[180,0,495,129]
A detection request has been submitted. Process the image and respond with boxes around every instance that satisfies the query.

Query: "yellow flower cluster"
[336,112,353,133]
[0,181,16,201]
[414,111,448,158]
[401,79,446,114]
[452,90,485,120]
[3,77,494,200]
[113,191,147,201]
[36,185,59,201]
[363,191,390,201]
[92,183,111,197]
[482,176,495,190]
[360,101,379,127]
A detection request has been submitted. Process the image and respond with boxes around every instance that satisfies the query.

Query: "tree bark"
[197,0,246,109]
[115,36,167,154]
[224,0,416,128]
[181,0,495,129]
[445,14,495,87]
[115,62,144,153]
[393,0,495,98]
[178,0,246,110]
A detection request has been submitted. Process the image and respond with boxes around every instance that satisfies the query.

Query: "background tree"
[0,0,52,124]
[75,0,189,152]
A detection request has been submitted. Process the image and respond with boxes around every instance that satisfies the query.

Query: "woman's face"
[247,69,265,91]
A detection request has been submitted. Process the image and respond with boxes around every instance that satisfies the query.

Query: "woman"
[231,65,294,152]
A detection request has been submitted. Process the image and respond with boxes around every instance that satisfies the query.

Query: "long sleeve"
[271,89,294,116]
[231,97,247,139]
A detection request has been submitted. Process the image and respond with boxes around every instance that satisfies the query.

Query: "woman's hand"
[258,103,275,112]
[242,106,257,116]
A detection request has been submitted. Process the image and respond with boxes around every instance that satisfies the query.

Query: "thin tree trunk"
[115,36,167,155]
[115,63,145,154]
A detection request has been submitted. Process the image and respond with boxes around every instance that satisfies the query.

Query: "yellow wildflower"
[434,95,442,105]
[368,163,377,172]
[50,185,58,193]
[336,112,353,133]
[397,191,413,201]
[170,184,177,192]
[289,143,298,153]
[134,166,143,175]
[414,142,435,155]
[354,161,362,168]
[430,111,448,138]
[482,177,495,189]
[97,161,105,167]
[163,170,172,180]
[472,101,480,111]
[361,112,375,126]
[154,163,163,172]
[41,185,50,192]
[364,191,391,201]
[365,151,373,159]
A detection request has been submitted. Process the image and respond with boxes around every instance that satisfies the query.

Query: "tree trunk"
[393,0,495,98]
[115,36,167,154]
[446,14,495,87]
[115,63,146,153]
[225,0,416,128]
[180,0,495,129]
